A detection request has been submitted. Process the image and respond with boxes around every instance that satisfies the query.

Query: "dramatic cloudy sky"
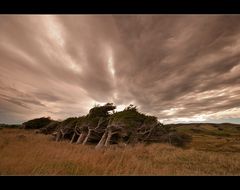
[0,15,240,124]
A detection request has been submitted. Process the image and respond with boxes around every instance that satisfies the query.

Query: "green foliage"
[23,117,52,129]
[81,103,116,127]
[60,117,78,127]
[75,116,87,127]
[88,103,116,118]
[143,115,158,125]
[110,105,158,128]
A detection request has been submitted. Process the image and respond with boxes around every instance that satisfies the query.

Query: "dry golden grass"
[0,128,240,175]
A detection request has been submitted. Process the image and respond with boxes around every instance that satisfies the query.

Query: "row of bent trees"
[21,103,191,148]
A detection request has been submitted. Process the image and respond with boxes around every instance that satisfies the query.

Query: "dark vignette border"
[1,0,240,14]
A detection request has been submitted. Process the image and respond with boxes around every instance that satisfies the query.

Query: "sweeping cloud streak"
[0,15,240,124]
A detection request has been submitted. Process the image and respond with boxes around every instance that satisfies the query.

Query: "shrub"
[159,132,192,147]
[22,117,52,129]
[38,121,60,134]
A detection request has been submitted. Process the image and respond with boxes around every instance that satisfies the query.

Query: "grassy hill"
[165,123,240,153]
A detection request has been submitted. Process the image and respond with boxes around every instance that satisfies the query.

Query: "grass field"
[0,127,240,175]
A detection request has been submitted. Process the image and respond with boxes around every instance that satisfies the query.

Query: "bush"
[22,117,52,129]
[39,121,60,134]
[159,132,192,147]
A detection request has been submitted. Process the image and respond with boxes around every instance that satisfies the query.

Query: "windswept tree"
[22,103,192,148]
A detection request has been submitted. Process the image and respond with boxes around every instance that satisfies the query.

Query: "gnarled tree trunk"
[95,131,108,149]
[70,133,76,144]
[104,131,112,147]
[83,129,92,145]
[56,131,62,142]
[76,132,87,144]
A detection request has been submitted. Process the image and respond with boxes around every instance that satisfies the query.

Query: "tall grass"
[0,128,240,175]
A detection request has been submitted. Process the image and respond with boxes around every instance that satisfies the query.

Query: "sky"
[0,15,240,124]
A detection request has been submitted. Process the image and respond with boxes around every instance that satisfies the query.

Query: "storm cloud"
[0,15,240,124]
